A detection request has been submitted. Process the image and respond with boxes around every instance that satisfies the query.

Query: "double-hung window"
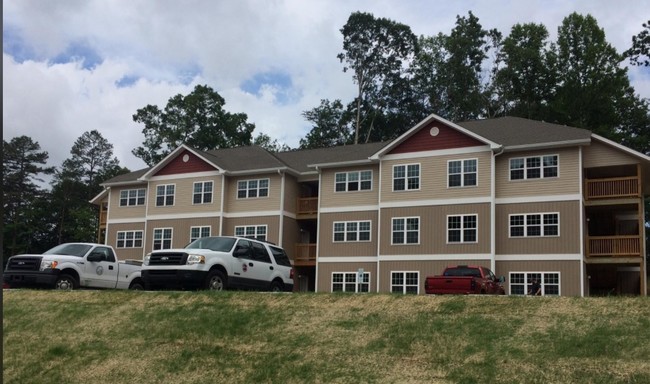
[235,225,267,241]
[335,170,372,192]
[155,184,175,206]
[510,213,559,237]
[392,217,419,244]
[331,272,370,293]
[193,181,213,204]
[116,231,143,248]
[448,159,477,187]
[509,272,560,296]
[510,155,558,180]
[119,189,146,206]
[190,226,211,242]
[391,272,419,294]
[152,228,173,250]
[237,179,269,199]
[333,221,371,242]
[393,164,420,191]
[447,215,478,243]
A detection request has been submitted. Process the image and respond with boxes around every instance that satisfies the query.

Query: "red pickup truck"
[424,265,505,295]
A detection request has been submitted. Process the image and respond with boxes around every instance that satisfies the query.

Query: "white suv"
[141,236,294,292]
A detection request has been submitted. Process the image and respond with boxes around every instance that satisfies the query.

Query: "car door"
[84,246,119,288]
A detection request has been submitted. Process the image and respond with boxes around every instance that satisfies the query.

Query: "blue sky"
[4,0,649,174]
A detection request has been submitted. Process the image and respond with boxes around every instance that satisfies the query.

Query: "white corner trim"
[320,205,380,213]
[495,254,582,261]
[380,197,491,209]
[378,254,492,261]
[495,194,581,205]
[318,256,378,263]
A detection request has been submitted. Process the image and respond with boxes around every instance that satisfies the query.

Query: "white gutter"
[219,173,226,236]
[278,169,285,247]
[491,146,505,273]
[579,146,585,297]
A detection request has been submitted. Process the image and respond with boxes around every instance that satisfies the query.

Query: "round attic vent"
[182,154,190,162]
[429,127,440,136]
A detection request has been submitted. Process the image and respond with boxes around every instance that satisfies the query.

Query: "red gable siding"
[155,150,216,176]
[389,121,485,154]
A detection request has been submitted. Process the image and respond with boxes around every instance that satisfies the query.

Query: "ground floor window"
[116,230,143,248]
[509,272,560,296]
[391,271,419,294]
[332,272,370,293]
[235,225,267,241]
[190,226,211,242]
[153,228,173,250]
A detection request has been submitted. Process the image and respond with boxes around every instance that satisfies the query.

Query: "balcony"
[586,235,642,258]
[294,243,316,266]
[584,176,640,200]
[296,197,318,217]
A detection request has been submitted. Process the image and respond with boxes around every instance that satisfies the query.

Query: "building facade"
[92,115,650,296]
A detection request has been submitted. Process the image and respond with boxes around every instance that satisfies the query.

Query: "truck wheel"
[129,280,144,290]
[269,280,283,292]
[205,270,226,291]
[55,274,77,290]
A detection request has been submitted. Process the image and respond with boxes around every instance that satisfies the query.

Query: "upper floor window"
[156,184,175,206]
[237,179,269,199]
[391,271,419,294]
[510,213,559,237]
[448,159,477,187]
[392,217,419,245]
[153,228,173,250]
[333,221,371,242]
[190,226,211,242]
[510,155,558,180]
[447,214,478,243]
[193,181,213,204]
[393,164,420,191]
[119,189,146,207]
[332,272,370,293]
[335,170,372,192]
[235,225,267,241]
[116,230,143,248]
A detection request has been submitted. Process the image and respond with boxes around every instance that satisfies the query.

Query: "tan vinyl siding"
[147,176,222,215]
[222,216,281,245]
[380,151,492,203]
[378,260,491,293]
[282,216,300,260]
[496,260,581,296]
[224,173,282,213]
[108,185,148,219]
[283,174,300,215]
[316,262,377,292]
[320,165,380,208]
[379,204,491,255]
[145,217,220,253]
[318,211,379,257]
[583,141,639,168]
[496,147,580,198]
[106,222,146,260]
[495,201,581,254]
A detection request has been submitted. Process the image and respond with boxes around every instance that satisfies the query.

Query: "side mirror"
[87,252,104,262]
[499,276,505,283]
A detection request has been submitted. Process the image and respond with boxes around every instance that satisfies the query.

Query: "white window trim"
[234,225,268,240]
[190,226,211,242]
[447,158,478,188]
[237,178,270,199]
[508,271,561,296]
[446,214,478,244]
[509,154,560,181]
[390,271,420,294]
[192,181,214,205]
[334,170,373,193]
[333,220,372,243]
[391,216,420,245]
[152,227,173,250]
[392,163,421,192]
[119,188,146,207]
[331,272,371,293]
[155,184,176,207]
[508,212,560,238]
[116,230,144,248]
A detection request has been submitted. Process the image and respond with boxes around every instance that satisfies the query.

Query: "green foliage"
[132,84,255,166]
[252,132,291,152]
[627,20,650,66]
[299,99,353,149]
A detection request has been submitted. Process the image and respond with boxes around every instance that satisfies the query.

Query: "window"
[153,228,173,250]
[391,272,419,294]
[193,181,213,204]
[119,189,146,207]
[333,221,371,242]
[509,272,560,296]
[156,184,175,206]
[447,215,478,243]
[393,164,420,191]
[510,155,558,180]
[392,217,419,244]
[251,242,272,263]
[448,159,477,187]
[509,213,559,237]
[116,231,143,248]
[335,170,372,192]
[235,225,267,241]
[190,226,211,242]
[237,179,269,199]
[331,272,370,293]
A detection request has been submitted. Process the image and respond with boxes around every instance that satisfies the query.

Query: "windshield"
[186,237,236,252]
[43,244,93,257]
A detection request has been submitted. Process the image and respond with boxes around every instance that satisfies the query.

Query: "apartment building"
[92,114,650,296]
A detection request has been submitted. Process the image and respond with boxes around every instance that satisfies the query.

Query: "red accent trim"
[389,122,484,154]
[155,150,216,176]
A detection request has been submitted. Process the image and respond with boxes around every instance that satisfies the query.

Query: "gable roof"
[278,142,389,172]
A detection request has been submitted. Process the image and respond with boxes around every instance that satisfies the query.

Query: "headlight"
[40,260,58,271]
[186,254,205,265]
[143,254,151,266]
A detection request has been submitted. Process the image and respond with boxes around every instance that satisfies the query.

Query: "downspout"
[491,146,505,274]
[143,184,150,259]
[376,160,382,293]
[278,169,285,247]
[104,187,111,245]
[219,173,226,236]
[579,146,585,297]
[314,166,322,292]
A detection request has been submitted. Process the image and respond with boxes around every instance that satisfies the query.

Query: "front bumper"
[3,270,60,288]
[142,269,208,290]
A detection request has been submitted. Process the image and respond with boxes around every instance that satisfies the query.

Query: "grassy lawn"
[3,290,650,384]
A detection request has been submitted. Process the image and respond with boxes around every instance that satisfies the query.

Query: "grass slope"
[3,290,650,383]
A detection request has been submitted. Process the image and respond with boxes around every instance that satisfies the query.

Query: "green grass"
[4,290,650,384]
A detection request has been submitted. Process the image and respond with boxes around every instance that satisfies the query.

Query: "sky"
[4,0,650,177]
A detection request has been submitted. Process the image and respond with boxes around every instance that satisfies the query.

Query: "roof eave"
[307,159,376,169]
[502,139,593,152]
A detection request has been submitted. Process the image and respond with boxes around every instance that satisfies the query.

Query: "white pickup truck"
[3,243,144,290]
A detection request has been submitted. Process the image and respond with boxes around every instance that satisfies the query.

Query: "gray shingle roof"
[276,141,389,173]
[197,146,287,172]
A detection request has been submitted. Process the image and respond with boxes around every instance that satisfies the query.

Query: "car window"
[44,244,93,257]
[252,242,272,263]
[95,247,116,262]
[186,237,236,252]
[269,246,292,267]
[234,239,253,258]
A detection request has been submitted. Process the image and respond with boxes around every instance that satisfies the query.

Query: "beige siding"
[106,222,146,260]
[583,141,639,168]
[108,185,148,220]
[318,211,379,257]
[222,216,281,244]
[146,217,220,253]
[496,260,582,296]
[320,165,380,208]
[147,176,222,215]
[317,262,378,292]
[380,151,492,203]
[495,201,581,254]
[224,173,282,213]
[379,204,491,255]
[283,174,300,215]
[496,147,580,198]
[378,260,491,293]
[282,216,300,260]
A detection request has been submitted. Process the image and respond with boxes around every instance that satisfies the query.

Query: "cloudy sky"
[4,0,650,176]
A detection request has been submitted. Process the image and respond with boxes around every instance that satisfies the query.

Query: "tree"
[337,12,418,144]
[132,84,255,166]
[627,20,650,66]
[253,132,291,152]
[300,99,353,149]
